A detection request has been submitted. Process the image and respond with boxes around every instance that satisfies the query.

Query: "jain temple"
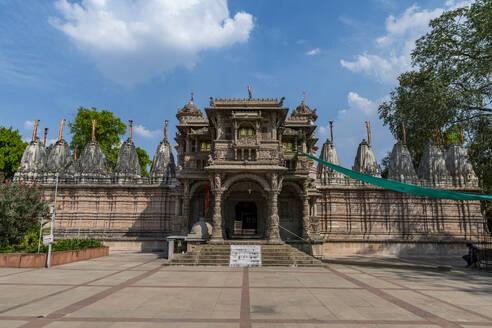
[14,94,486,261]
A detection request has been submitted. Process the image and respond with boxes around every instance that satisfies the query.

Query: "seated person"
[463,243,479,268]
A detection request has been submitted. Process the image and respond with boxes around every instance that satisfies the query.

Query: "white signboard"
[43,234,53,245]
[230,245,261,267]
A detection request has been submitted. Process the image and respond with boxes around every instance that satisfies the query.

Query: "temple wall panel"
[316,187,484,243]
[43,185,177,250]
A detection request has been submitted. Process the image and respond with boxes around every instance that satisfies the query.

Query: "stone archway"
[222,177,269,239]
[189,181,212,231]
[279,182,303,241]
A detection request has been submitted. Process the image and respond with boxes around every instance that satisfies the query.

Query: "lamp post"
[46,173,59,268]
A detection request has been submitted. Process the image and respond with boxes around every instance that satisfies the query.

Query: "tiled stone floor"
[0,252,490,328]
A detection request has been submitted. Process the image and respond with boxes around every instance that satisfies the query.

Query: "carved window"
[225,127,232,139]
[200,142,211,152]
[238,127,255,139]
[282,142,293,152]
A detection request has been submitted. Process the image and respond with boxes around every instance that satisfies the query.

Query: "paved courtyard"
[0,252,491,328]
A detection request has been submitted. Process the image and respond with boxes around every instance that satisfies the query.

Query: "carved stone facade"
[15,95,486,255]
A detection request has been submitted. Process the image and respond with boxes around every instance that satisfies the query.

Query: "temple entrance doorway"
[234,201,258,235]
[223,179,267,239]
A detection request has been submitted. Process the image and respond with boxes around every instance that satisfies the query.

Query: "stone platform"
[169,243,324,267]
[1,252,491,328]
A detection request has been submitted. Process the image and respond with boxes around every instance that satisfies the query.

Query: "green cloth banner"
[294,149,492,201]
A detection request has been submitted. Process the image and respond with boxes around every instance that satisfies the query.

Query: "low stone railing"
[0,247,109,268]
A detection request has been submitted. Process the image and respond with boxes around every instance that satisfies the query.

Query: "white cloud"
[305,48,320,56]
[133,124,161,139]
[340,4,444,84]
[24,120,35,130]
[51,0,254,85]
[318,92,394,167]
[347,91,377,115]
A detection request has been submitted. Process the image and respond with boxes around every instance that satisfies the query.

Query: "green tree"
[136,147,152,177]
[379,0,491,221]
[69,107,126,168]
[0,127,27,179]
[0,173,50,248]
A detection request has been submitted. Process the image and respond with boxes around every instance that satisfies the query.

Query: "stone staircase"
[168,243,323,267]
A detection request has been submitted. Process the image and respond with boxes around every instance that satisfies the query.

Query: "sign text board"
[230,245,261,267]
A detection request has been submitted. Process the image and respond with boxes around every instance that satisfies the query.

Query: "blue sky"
[0,0,469,168]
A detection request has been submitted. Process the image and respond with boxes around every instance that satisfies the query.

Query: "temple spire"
[248,86,252,99]
[459,122,464,144]
[164,120,169,142]
[129,120,133,140]
[58,119,65,140]
[402,121,406,144]
[31,120,39,141]
[92,119,96,141]
[329,120,334,143]
[43,128,48,146]
[365,121,371,145]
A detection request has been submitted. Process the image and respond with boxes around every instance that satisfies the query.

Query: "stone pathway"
[0,252,491,327]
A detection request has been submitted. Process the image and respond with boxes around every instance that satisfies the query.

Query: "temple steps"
[168,243,323,267]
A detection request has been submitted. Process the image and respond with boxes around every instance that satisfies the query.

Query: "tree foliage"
[69,107,126,168]
[379,0,491,219]
[379,0,491,181]
[0,173,50,248]
[0,127,27,179]
[69,106,152,174]
[136,147,152,177]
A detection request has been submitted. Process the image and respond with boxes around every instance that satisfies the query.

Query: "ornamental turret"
[417,141,450,186]
[445,143,478,187]
[150,120,176,184]
[387,142,417,183]
[45,119,74,182]
[15,120,47,181]
[114,121,141,183]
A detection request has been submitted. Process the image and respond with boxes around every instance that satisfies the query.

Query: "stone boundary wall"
[315,186,486,256]
[0,247,109,268]
[43,185,178,251]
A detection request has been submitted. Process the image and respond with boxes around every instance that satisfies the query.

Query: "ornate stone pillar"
[182,182,191,234]
[302,195,310,238]
[302,180,311,238]
[268,191,280,241]
[268,173,282,241]
[211,173,223,240]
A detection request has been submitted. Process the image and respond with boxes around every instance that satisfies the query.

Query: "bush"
[0,238,104,253]
[0,173,50,248]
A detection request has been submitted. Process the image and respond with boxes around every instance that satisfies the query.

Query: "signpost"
[43,234,53,245]
[230,245,261,267]
[46,173,59,268]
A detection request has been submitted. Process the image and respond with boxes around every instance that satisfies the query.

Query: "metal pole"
[37,217,43,253]
[47,173,59,268]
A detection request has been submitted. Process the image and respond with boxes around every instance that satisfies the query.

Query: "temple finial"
[129,120,133,140]
[459,122,464,144]
[435,125,440,144]
[248,86,252,99]
[92,119,96,141]
[401,121,406,144]
[164,120,169,142]
[32,120,39,141]
[43,128,48,146]
[303,91,306,104]
[58,119,65,140]
[329,120,334,143]
[365,121,371,145]
[191,90,194,102]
